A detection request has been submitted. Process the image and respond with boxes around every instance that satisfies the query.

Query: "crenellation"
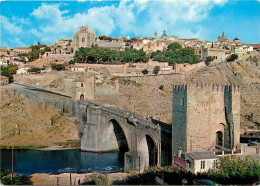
[172,82,241,156]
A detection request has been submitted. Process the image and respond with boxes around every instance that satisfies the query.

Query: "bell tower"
[154,31,157,40]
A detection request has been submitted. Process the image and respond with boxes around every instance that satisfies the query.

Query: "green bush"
[142,69,148,75]
[51,63,65,71]
[124,157,260,185]
[227,54,238,62]
[0,169,32,185]
[27,67,41,73]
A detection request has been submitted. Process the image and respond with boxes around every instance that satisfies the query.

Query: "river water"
[0,149,124,175]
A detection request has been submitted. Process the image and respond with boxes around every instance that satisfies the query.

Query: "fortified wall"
[172,83,241,155]
[93,74,186,123]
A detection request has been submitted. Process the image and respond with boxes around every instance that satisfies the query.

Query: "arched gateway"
[80,104,161,172]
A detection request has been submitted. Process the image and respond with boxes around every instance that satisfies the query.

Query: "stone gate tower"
[172,83,240,156]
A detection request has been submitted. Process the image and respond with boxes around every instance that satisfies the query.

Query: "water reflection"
[0,149,124,175]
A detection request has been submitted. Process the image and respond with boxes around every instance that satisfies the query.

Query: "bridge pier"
[79,104,161,172]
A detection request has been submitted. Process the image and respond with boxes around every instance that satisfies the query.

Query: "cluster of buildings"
[1,25,260,82]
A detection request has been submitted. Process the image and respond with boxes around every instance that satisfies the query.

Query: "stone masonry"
[172,83,240,156]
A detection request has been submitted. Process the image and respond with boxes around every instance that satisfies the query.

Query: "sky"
[1,0,260,48]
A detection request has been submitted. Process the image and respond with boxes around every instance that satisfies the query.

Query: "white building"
[185,151,218,174]
[71,65,87,72]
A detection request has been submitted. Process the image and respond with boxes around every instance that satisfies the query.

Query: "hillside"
[0,85,79,148]
[9,54,260,136]
[186,54,260,131]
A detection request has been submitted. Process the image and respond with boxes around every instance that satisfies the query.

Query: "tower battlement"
[173,83,240,94]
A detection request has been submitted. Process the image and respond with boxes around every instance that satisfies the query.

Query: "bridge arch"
[106,118,129,152]
[105,117,130,153]
[138,133,158,171]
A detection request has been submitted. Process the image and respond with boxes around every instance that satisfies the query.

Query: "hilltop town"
[1,25,260,184]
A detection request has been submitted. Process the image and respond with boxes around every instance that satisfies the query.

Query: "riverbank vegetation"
[123,156,259,185]
[0,169,32,185]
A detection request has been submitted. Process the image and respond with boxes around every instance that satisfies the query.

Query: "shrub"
[69,60,75,65]
[142,69,148,75]
[153,66,160,75]
[81,173,110,185]
[227,54,238,62]
[0,169,32,185]
[51,63,65,71]
[205,56,214,66]
[27,67,41,73]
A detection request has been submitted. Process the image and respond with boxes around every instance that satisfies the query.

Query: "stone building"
[94,40,126,51]
[217,31,231,44]
[13,47,31,54]
[202,46,226,62]
[143,41,164,53]
[172,83,240,156]
[65,77,95,101]
[72,26,96,53]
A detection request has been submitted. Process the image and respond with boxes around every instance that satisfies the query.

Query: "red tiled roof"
[71,66,85,68]
[253,44,260,48]
[1,76,8,79]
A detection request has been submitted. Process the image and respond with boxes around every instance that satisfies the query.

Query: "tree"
[0,66,13,83]
[227,54,238,62]
[44,47,51,52]
[205,56,214,66]
[153,66,160,75]
[51,63,65,71]
[8,66,18,75]
[69,60,75,65]
[167,42,182,51]
[27,67,41,73]
[142,69,148,75]
[159,85,164,90]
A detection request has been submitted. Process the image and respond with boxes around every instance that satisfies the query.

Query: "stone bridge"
[10,83,161,172]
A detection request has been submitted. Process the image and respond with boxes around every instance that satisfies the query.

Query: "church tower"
[154,31,157,40]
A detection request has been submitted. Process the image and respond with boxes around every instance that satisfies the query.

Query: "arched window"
[82,37,85,42]
[81,83,83,87]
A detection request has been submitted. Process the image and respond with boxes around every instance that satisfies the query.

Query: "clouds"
[1,15,23,34]
[29,0,228,43]
[2,0,230,47]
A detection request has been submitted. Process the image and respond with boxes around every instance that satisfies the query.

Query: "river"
[0,149,124,175]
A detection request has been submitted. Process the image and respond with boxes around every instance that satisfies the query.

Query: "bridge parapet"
[9,83,162,173]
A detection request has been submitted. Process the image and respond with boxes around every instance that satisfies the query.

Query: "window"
[181,97,185,106]
[148,44,151,49]
[157,42,159,47]
[82,37,85,42]
[199,51,201,54]
[81,83,83,87]
[201,160,205,169]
